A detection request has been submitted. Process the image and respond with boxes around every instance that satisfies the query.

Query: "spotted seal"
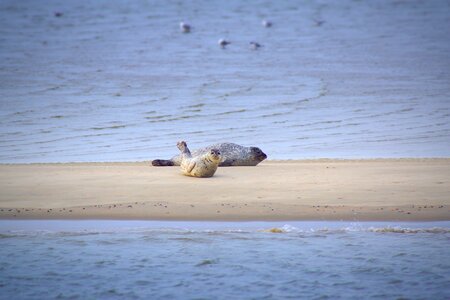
[177,141,221,177]
[152,142,267,167]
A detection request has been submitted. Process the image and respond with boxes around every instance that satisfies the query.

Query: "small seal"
[177,141,221,178]
[152,142,267,167]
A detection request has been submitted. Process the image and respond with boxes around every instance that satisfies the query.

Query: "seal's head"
[250,147,267,162]
[177,140,187,151]
[209,149,221,162]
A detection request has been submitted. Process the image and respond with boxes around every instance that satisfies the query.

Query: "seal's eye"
[251,147,261,154]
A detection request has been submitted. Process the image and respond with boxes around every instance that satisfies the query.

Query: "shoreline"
[1,220,449,233]
[1,157,448,165]
[1,159,449,221]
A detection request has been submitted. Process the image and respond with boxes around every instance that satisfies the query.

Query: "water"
[0,221,449,299]
[1,0,450,163]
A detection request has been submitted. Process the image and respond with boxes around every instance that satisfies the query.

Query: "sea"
[1,0,450,299]
[0,221,450,299]
[0,0,450,162]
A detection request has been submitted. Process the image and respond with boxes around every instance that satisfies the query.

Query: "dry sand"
[0,159,449,221]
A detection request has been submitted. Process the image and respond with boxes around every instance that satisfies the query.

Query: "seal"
[177,141,221,178]
[152,142,267,167]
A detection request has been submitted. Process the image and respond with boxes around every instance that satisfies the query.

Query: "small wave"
[0,233,17,239]
[260,112,287,118]
[214,109,247,116]
[167,237,212,243]
[261,225,450,235]
[196,259,219,267]
[369,227,450,234]
[54,231,102,237]
[0,230,107,238]
[2,222,449,237]
[12,110,35,116]
[90,125,127,130]
[181,103,205,109]
[144,114,172,120]
[146,114,203,122]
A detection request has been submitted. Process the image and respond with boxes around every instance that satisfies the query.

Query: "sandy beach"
[0,159,448,221]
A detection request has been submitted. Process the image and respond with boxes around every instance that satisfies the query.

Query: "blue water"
[1,221,449,299]
[1,0,450,162]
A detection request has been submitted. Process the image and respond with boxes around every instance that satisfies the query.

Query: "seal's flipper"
[186,161,196,173]
[152,159,174,166]
[219,159,235,167]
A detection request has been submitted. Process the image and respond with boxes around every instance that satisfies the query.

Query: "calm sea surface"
[0,221,449,299]
[1,0,450,162]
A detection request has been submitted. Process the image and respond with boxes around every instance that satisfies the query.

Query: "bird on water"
[218,39,231,48]
[180,22,191,33]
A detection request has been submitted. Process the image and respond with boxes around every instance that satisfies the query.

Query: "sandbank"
[0,159,449,221]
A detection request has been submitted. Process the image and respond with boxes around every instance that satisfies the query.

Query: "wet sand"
[0,159,449,221]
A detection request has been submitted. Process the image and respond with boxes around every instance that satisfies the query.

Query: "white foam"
[1,220,449,235]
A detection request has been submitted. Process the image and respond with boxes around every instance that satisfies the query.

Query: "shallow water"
[1,0,450,162]
[0,221,449,299]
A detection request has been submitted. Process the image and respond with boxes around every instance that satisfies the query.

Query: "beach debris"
[262,20,272,27]
[249,41,262,50]
[179,22,191,33]
[218,39,231,49]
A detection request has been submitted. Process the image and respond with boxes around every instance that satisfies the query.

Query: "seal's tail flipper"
[151,159,174,166]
